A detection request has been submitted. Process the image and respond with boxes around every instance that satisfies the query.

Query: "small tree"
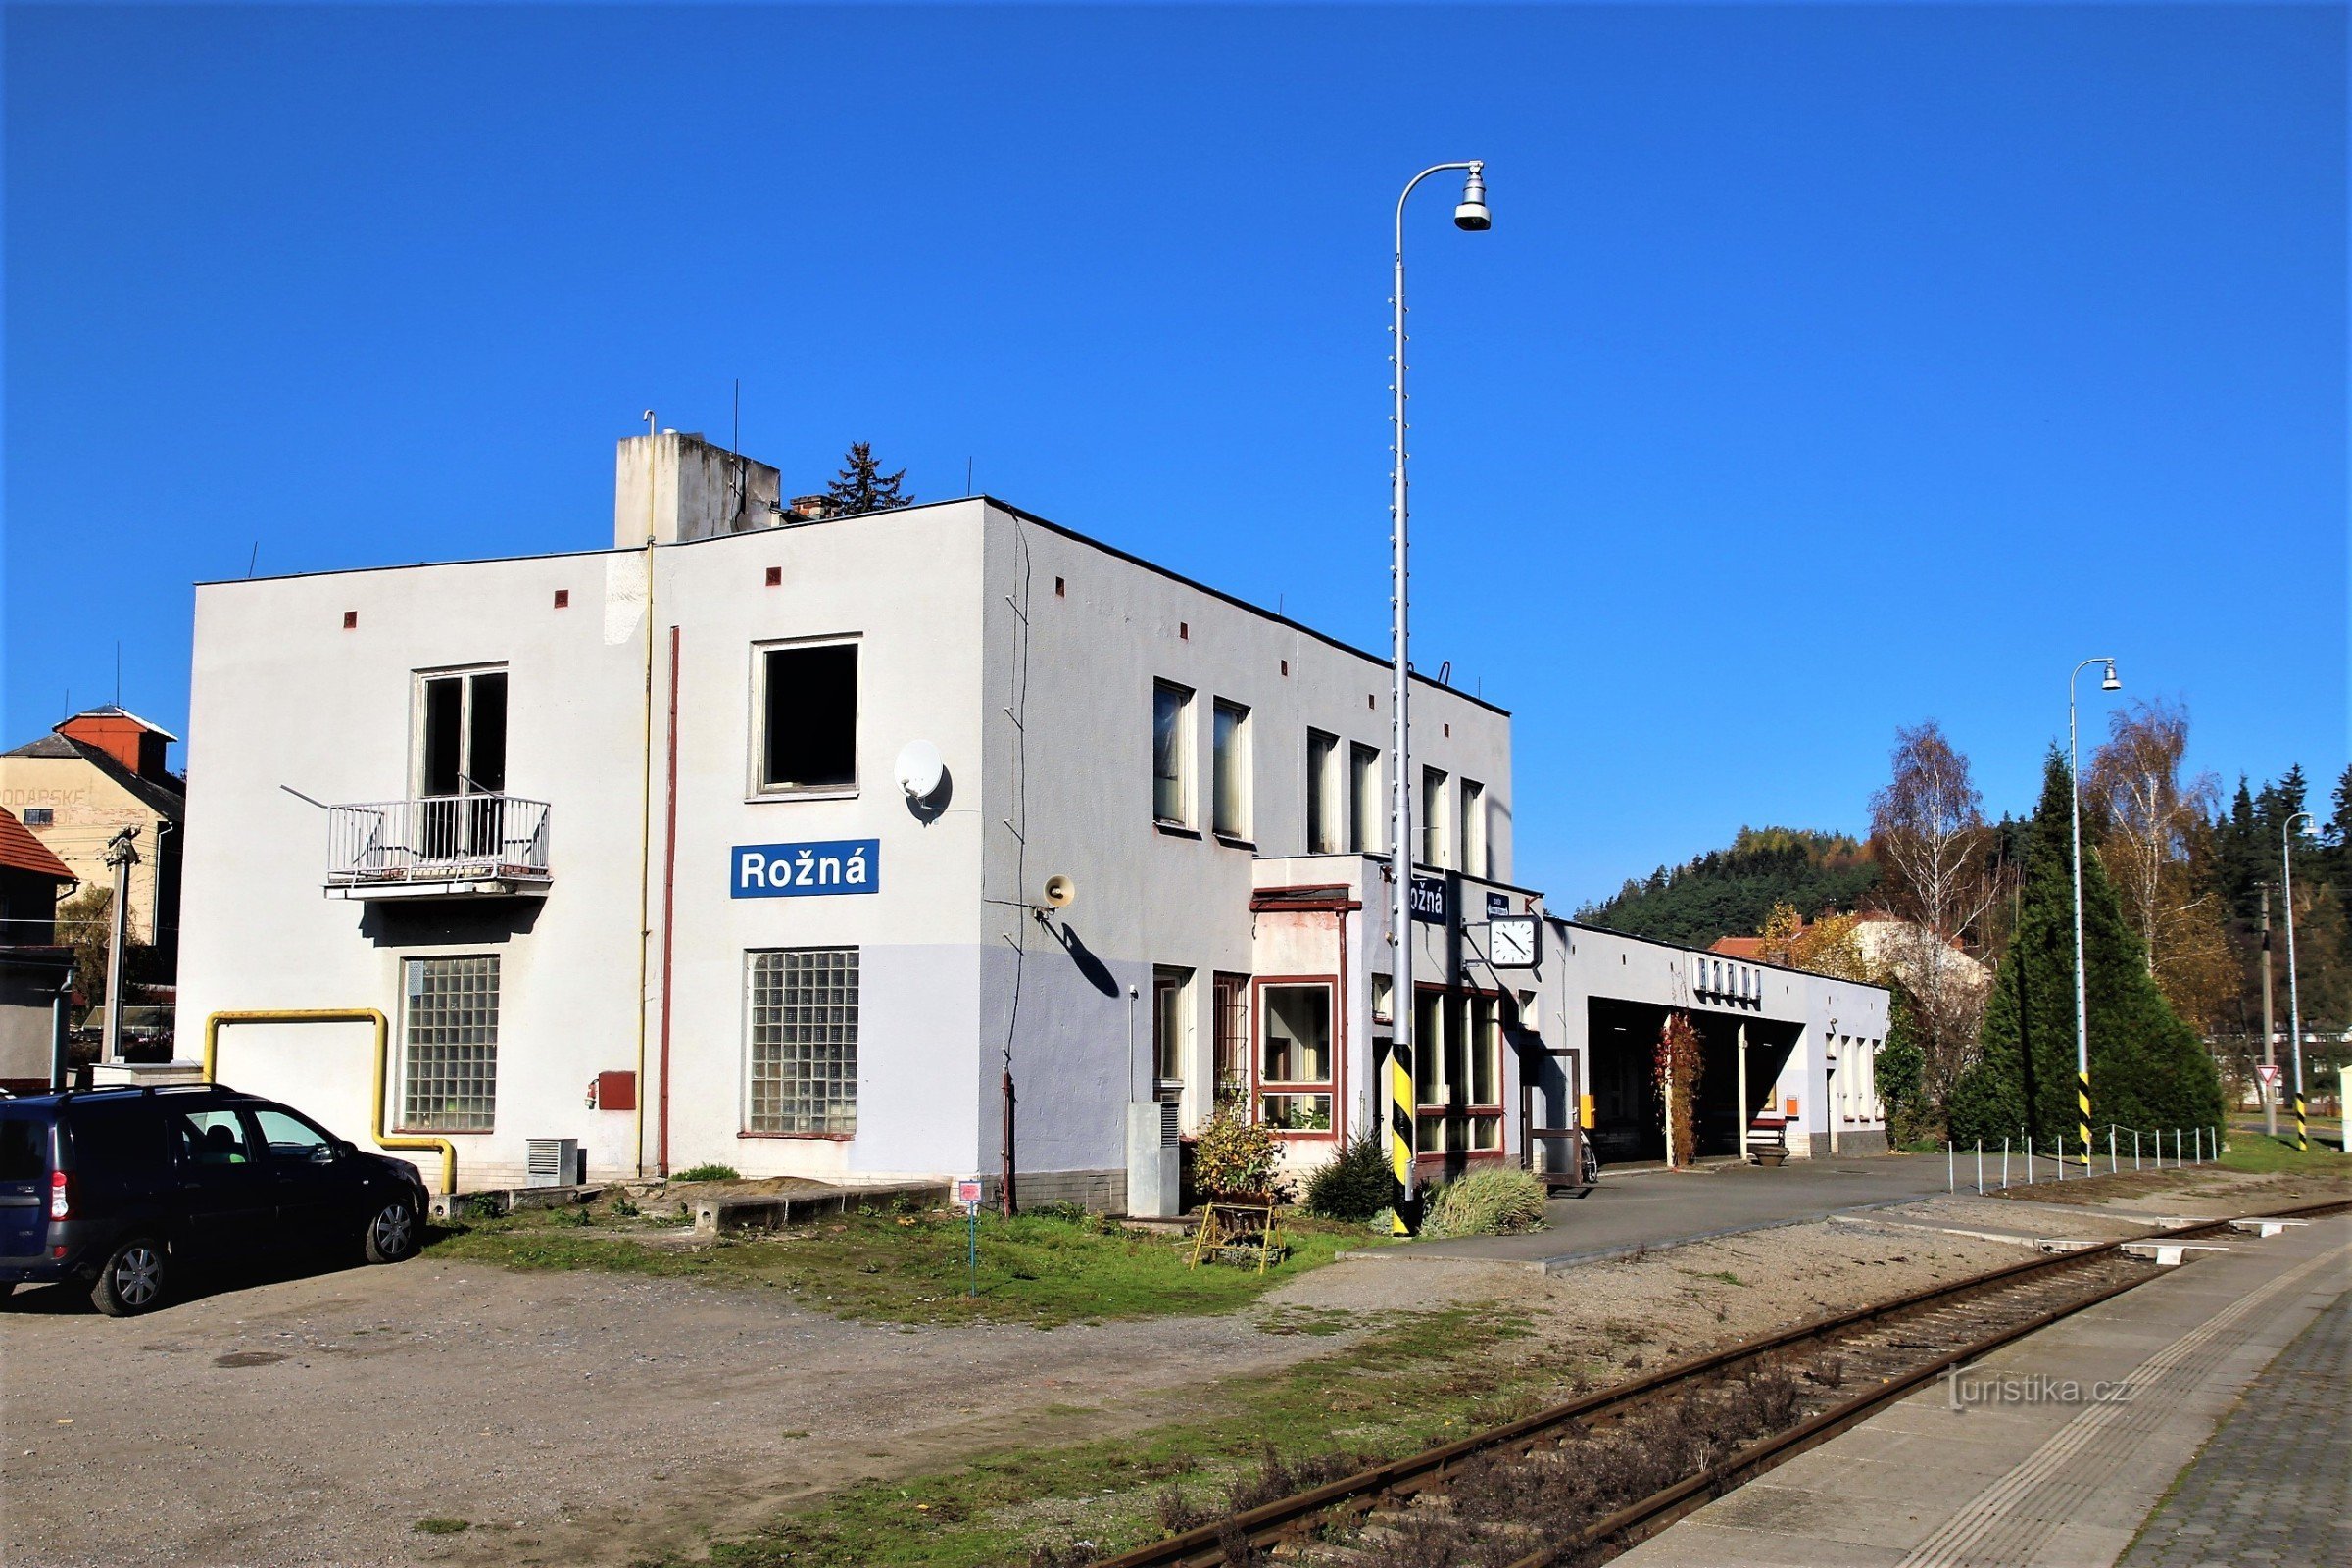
[825,442,914,515]
[1193,1103,1282,1200]
[1654,1012,1704,1166]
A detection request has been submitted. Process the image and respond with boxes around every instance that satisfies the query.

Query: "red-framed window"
[1412,986,1507,1155]
[1253,977,1339,1137]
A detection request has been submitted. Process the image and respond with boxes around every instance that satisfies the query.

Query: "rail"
[324,795,550,887]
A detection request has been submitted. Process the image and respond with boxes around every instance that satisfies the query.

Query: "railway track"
[1091,1198,2351,1568]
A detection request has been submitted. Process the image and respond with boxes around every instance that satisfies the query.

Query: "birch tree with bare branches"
[1868,722,2002,1121]
[2084,699,2233,1031]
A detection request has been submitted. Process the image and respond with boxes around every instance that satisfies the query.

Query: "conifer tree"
[824,442,913,515]
[1950,750,2224,1147]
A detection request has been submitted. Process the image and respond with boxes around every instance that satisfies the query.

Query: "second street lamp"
[2283,810,2315,1151]
[2069,656,2120,1164]
[1388,161,1490,1235]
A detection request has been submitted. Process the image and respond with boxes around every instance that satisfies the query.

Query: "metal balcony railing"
[325,795,552,891]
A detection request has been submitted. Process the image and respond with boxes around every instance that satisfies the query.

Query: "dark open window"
[760,643,859,792]
[419,670,507,796]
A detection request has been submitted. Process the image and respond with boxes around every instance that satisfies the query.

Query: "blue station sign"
[733,839,879,898]
[1410,872,1449,924]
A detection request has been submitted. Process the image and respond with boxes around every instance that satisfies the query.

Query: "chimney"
[59,710,175,780]
[613,430,784,547]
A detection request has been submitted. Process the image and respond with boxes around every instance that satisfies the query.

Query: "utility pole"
[101,826,140,1066]
[2260,883,2276,1138]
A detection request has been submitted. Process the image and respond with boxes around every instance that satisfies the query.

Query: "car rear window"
[0,1113,48,1181]
[67,1102,167,1172]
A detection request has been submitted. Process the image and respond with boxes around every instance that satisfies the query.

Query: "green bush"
[672,1163,741,1183]
[1421,1167,1548,1239]
[1304,1130,1394,1221]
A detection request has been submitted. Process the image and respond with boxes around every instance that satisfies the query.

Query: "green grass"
[424,1207,1374,1328]
[636,1303,1600,1568]
[2218,1131,2352,1175]
[672,1163,743,1183]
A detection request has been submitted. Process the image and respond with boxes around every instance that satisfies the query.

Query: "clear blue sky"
[6,3,2344,906]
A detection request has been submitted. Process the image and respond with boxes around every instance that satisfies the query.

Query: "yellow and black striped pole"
[1391,1036,1416,1234]
[2295,1090,2308,1152]
[2078,1072,2093,1169]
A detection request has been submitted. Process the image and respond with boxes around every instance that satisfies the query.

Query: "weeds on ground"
[2219,1133,2352,1178]
[673,1163,743,1183]
[413,1519,470,1535]
[424,1207,1365,1328]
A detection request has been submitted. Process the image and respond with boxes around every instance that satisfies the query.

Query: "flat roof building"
[177,432,1887,1200]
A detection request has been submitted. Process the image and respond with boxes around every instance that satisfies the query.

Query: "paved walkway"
[1615,1213,2352,1567]
[1355,1155,1959,1270]
[2116,1285,2351,1568]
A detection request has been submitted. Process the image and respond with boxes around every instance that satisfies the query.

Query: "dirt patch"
[1984,1166,2349,1212]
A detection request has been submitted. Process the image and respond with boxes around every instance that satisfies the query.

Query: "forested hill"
[1575,827,1882,948]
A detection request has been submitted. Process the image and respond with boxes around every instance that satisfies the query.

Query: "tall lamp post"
[1387,160,1490,1235]
[2068,657,2120,1163]
[2282,810,2315,1151]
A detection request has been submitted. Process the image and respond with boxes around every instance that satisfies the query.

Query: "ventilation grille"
[1160,1102,1181,1147]
[526,1137,581,1188]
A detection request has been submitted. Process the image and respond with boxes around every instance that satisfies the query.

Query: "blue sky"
[6,3,2344,906]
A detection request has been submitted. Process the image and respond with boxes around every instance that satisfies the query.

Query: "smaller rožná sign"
[733,839,879,898]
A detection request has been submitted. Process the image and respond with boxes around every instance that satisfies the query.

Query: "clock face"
[1492,914,1539,967]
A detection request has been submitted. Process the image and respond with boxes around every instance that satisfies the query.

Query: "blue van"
[0,1084,429,1315]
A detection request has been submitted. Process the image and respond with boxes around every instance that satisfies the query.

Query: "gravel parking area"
[0,1206,2074,1568]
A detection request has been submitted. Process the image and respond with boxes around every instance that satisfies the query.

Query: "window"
[1152,967,1191,1102]
[173,1109,255,1165]
[1461,779,1487,878]
[747,948,859,1134]
[0,1114,46,1180]
[1421,767,1451,867]
[1306,730,1340,853]
[1212,700,1250,839]
[402,956,500,1132]
[21,808,52,827]
[1258,984,1334,1132]
[1371,972,1395,1025]
[1152,682,1193,825]
[1349,744,1381,853]
[416,668,509,858]
[1413,990,1446,1152]
[68,1102,163,1170]
[1212,973,1250,1104]
[252,1107,332,1161]
[1467,995,1503,1151]
[757,641,858,793]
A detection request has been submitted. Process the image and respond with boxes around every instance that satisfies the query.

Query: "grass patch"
[424,1207,1369,1328]
[632,1304,1591,1568]
[673,1163,743,1183]
[413,1519,470,1535]
[2219,1132,2352,1176]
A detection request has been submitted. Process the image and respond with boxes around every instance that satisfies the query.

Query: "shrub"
[1193,1104,1282,1200]
[1421,1167,1548,1238]
[672,1163,741,1183]
[1304,1129,1394,1221]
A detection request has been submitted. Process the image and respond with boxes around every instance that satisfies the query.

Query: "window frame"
[1348,743,1381,854]
[1152,681,1195,829]
[1420,766,1451,868]
[1460,778,1487,878]
[410,663,510,801]
[1410,984,1508,1158]
[742,946,861,1138]
[1151,965,1192,1104]
[396,954,501,1134]
[1252,976,1340,1140]
[1211,971,1251,1107]
[750,635,863,801]
[1305,729,1341,854]
[1211,698,1251,842]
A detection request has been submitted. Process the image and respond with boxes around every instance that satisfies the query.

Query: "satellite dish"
[894,740,946,802]
[1041,874,1076,909]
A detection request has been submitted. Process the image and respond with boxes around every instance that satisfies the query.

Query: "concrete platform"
[1615,1212,2352,1567]
[1346,1155,1960,1271]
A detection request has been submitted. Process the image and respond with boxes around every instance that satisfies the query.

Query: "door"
[0,1110,50,1259]
[168,1108,274,1256]
[417,668,508,858]
[250,1106,356,1244]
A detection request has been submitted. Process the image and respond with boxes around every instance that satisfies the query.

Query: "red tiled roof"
[0,808,74,883]
[1709,936,1766,959]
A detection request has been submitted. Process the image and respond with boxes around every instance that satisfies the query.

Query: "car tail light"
[48,1169,70,1221]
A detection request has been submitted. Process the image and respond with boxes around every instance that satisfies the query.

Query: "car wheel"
[90,1237,168,1317]
[364,1199,418,1264]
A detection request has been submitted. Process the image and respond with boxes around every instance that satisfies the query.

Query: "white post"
[1737,1022,1750,1163]
[2283,812,2314,1150]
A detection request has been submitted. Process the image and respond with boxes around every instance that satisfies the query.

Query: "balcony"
[324,795,552,900]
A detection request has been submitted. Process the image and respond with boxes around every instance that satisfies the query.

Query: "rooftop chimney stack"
[613,430,784,548]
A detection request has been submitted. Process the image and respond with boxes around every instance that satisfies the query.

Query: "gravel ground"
[0,1185,2257,1568]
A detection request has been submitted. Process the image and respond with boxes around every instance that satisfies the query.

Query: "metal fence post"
[1976,1139,1984,1195]
[2133,1128,2140,1171]
[2026,1134,2034,1184]
[2109,1125,2117,1174]
[1947,1141,1955,1194]
[2002,1136,2009,1190]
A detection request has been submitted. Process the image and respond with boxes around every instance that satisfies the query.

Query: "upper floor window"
[21,808,52,827]
[1212,700,1250,840]
[416,667,507,799]
[1349,743,1381,853]
[757,640,858,795]
[1152,681,1193,826]
[1421,766,1451,867]
[1461,779,1488,877]
[1305,730,1340,854]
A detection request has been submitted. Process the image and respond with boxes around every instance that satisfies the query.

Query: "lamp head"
[2101,660,2121,692]
[1453,163,1491,231]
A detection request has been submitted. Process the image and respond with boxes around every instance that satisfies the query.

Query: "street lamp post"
[2068,657,2120,1163]
[1387,160,1490,1235]
[2283,810,2315,1151]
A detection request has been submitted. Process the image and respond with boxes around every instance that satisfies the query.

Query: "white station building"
[176,433,1888,1201]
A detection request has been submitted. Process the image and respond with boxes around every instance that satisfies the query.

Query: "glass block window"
[747,948,859,1134]
[402,956,499,1131]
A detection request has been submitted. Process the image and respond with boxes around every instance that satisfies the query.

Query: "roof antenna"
[966,457,973,497]
[732,379,741,457]
[115,642,122,707]
[246,542,259,578]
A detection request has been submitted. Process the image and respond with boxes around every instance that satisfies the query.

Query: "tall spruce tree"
[1950,750,2224,1146]
[824,442,913,515]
